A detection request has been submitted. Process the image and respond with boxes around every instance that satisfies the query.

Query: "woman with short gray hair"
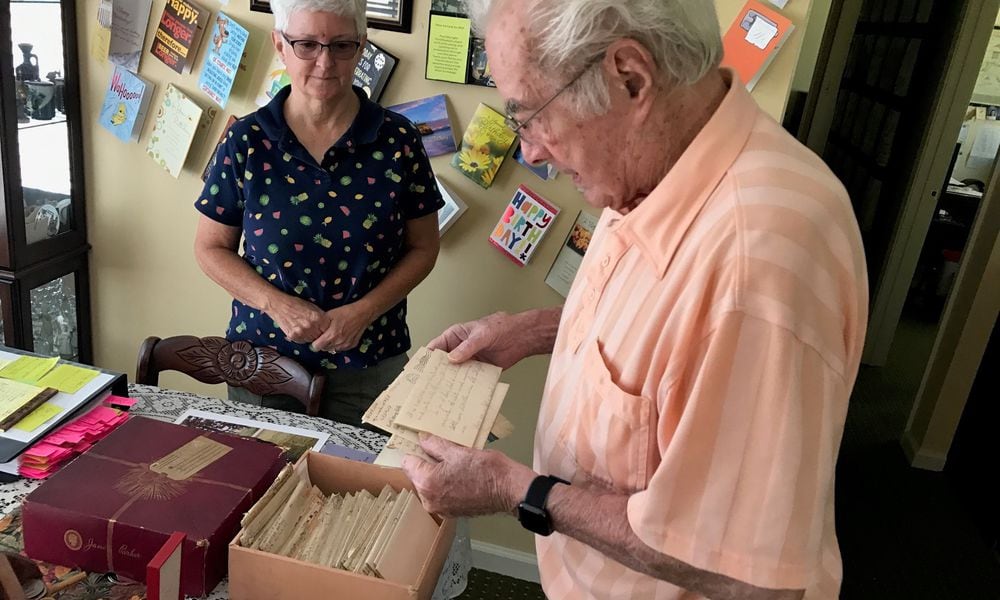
[194,0,444,427]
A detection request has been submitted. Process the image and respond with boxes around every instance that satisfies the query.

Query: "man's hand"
[263,294,330,344]
[310,302,375,353]
[401,435,536,518]
[428,312,531,369]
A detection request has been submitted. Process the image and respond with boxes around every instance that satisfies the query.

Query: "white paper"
[969,125,1000,170]
[746,15,779,50]
[109,0,153,73]
[767,0,790,7]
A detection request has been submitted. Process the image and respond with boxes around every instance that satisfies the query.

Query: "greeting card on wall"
[721,0,794,91]
[489,185,560,266]
[388,94,456,158]
[545,210,599,297]
[451,103,516,189]
[513,143,557,181]
[254,53,289,107]
[150,0,209,74]
[109,0,153,72]
[435,177,468,236]
[91,0,113,62]
[197,12,250,108]
[353,39,398,102]
[146,85,204,178]
[99,65,155,143]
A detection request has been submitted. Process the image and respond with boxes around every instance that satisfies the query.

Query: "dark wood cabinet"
[0,0,92,363]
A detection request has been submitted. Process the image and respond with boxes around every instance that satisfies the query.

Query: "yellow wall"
[76,0,811,555]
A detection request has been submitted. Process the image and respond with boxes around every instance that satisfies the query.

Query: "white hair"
[464,0,722,115]
[270,0,367,38]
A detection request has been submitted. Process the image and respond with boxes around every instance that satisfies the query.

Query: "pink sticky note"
[24,443,60,458]
[87,406,122,422]
[104,395,138,409]
[19,466,55,479]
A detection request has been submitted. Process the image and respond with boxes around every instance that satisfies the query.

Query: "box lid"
[25,416,285,538]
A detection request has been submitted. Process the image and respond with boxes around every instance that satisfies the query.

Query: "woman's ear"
[271,29,285,59]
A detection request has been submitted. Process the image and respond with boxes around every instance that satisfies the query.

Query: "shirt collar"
[613,69,758,278]
[256,85,386,148]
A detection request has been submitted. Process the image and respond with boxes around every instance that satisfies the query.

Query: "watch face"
[518,502,554,536]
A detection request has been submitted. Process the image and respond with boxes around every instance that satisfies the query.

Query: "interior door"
[804,0,996,364]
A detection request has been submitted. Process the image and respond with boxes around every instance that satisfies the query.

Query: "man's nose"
[519,137,549,166]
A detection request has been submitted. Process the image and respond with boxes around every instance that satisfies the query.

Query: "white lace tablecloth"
[0,384,470,599]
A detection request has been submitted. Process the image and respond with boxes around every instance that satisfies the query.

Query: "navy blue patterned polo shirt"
[196,85,443,371]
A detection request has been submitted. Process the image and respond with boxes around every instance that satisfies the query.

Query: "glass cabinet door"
[8,0,77,250]
[29,273,78,361]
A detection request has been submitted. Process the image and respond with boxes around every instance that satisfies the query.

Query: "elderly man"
[401,1,867,598]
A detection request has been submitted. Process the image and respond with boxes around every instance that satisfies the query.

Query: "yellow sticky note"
[14,403,63,432]
[0,356,60,384]
[37,364,101,394]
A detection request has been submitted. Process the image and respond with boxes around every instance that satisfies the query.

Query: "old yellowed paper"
[393,349,502,447]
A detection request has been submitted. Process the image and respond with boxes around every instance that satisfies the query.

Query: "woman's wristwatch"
[517,474,570,536]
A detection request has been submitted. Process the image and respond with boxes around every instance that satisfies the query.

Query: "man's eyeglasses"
[504,56,602,136]
[281,32,361,61]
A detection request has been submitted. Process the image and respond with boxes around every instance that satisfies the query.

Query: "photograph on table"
[174,409,329,463]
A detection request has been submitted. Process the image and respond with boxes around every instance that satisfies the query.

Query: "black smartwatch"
[517,475,569,536]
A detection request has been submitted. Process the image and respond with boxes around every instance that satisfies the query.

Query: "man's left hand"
[401,435,536,518]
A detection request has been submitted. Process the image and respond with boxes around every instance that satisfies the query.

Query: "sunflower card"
[489,185,560,266]
[451,103,516,189]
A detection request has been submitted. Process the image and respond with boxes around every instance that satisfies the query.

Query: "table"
[0,384,471,599]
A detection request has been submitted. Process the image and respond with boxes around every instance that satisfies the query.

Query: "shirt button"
[588,289,596,301]
[601,256,610,267]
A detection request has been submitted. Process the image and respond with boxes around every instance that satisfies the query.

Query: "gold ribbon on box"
[87,441,251,573]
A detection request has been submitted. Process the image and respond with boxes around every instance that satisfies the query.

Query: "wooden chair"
[136,336,325,417]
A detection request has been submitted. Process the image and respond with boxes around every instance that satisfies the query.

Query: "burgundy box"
[22,416,285,596]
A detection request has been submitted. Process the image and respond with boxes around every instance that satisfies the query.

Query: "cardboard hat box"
[22,416,285,596]
[229,451,456,600]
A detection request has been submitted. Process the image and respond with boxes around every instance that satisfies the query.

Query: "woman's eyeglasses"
[281,32,361,61]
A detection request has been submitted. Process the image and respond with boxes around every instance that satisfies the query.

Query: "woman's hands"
[310,302,376,353]
[264,292,375,354]
[263,293,330,344]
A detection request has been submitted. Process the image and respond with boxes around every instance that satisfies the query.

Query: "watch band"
[517,474,570,536]
[524,474,569,509]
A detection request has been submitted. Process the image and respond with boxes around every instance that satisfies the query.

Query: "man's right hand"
[428,311,531,369]
[264,294,329,344]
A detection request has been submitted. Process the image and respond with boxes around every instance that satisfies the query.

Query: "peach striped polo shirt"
[534,70,868,599]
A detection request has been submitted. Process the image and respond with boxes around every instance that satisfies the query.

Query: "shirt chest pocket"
[556,341,655,494]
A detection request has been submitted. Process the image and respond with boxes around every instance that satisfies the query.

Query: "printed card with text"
[489,185,559,266]
[721,0,795,91]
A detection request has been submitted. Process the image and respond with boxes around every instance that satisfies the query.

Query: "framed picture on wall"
[366,0,413,33]
[252,0,413,34]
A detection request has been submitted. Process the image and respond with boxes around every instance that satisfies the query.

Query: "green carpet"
[456,568,545,599]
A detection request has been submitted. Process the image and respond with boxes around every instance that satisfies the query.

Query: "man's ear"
[607,38,656,103]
